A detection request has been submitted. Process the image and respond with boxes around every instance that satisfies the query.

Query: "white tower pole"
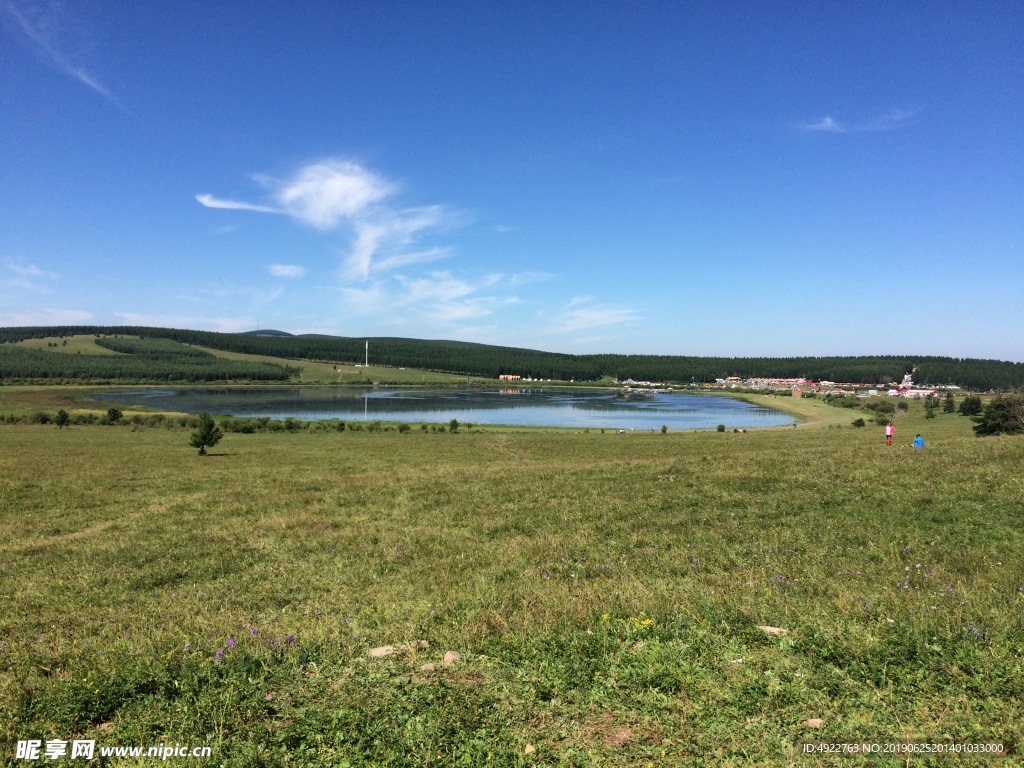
[365,340,368,367]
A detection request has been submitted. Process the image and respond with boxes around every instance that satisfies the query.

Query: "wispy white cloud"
[0,308,93,325]
[3,260,60,291]
[547,297,641,334]
[802,108,918,134]
[268,264,307,278]
[114,312,256,334]
[2,0,119,104]
[195,194,282,215]
[264,160,395,229]
[804,116,845,133]
[198,159,457,282]
[340,271,520,325]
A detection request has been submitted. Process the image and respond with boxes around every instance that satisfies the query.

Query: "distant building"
[498,374,521,381]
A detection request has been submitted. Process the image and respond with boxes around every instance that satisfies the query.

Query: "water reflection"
[93,387,797,430]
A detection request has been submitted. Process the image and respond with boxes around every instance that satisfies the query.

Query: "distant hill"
[1,325,1022,390]
[241,329,294,337]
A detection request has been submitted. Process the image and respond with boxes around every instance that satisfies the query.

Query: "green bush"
[716,424,726,432]
[973,394,1024,436]
[959,396,983,416]
[851,418,866,428]
[106,408,123,424]
[397,423,411,433]
[897,401,909,411]
[862,399,895,413]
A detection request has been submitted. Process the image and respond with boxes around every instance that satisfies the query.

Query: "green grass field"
[1,397,1021,766]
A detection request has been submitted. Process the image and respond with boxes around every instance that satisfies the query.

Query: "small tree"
[449,418,460,433]
[943,392,955,413]
[106,407,123,424]
[972,395,1024,436]
[959,396,983,416]
[190,412,223,455]
[661,424,668,434]
[851,418,866,428]
[54,409,70,429]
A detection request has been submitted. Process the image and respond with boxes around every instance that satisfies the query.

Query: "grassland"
[1,397,1021,766]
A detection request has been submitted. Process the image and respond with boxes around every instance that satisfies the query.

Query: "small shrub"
[29,411,52,425]
[284,417,301,431]
[925,408,936,419]
[420,424,429,432]
[348,422,363,432]
[897,401,909,411]
[851,418,866,428]
[55,409,70,429]
[866,400,896,414]
[397,423,410,433]
[106,408,123,424]
[716,424,726,432]
[335,421,346,432]
[449,419,460,433]
[661,424,668,434]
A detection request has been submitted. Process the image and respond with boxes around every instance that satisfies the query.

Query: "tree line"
[1,325,1022,390]
[0,335,296,382]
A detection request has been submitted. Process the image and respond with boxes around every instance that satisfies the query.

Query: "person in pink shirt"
[884,422,895,446]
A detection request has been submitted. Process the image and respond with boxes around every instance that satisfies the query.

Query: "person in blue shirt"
[913,434,924,449]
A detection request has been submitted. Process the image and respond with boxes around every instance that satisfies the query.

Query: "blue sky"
[2,1,1022,359]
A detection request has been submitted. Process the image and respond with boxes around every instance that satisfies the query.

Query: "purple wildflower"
[228,637,235,647]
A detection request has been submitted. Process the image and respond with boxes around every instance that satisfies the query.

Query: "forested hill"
[1,325,1022,390]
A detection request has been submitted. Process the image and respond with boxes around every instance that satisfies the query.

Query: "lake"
[93,387,798,430]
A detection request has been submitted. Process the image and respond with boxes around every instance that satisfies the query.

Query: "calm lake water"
[94,387,797,430]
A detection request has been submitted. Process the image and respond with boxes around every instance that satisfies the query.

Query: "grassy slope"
[9,335,493,386]
[13,335,122,355]
[1,401,1021,766]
